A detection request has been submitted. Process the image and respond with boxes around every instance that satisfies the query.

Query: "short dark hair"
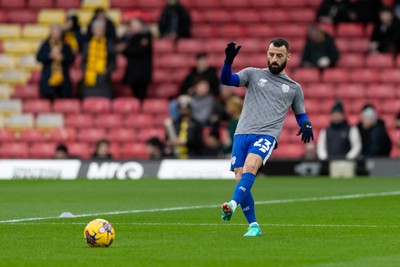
[56,144,68,153]
[270,37,290,52]
[196,52,208,60]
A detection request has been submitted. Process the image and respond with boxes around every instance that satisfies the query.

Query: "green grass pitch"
[1,177,400,267]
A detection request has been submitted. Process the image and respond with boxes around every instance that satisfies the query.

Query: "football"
[84,219,115,247]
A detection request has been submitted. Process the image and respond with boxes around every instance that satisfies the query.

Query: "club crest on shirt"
[257,78,267,87]
[282,84,290,93]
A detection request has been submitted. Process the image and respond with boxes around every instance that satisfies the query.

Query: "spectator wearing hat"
[317,101,362,160]
[357,105,392,157]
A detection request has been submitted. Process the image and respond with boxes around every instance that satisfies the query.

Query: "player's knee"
[243,163,258,174]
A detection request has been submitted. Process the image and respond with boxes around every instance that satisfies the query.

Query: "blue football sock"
[231,172,256,205]
[240,191,257,224]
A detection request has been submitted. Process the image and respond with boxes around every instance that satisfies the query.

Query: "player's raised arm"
[220,42,241,86]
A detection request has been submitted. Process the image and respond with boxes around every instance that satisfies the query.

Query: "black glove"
[296,120,314,143]
[224,41,242,65]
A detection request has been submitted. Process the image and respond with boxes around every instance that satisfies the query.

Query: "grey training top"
[235,68,305,142]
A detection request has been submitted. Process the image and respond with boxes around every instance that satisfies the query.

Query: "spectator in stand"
[221,96,243,155]
[180,53,220,97]
[369,6,400,54]
[92,139,113,159]
[146,137,165,159]
[350,0,382,24]
[316,0,355,24]
[301,25,339,68]
[357,105,392,157]
[37,24,75,100]
[317,101,362,160]
[116,18,153,101]
[158,0,191,39]
[55,144,69,159]
[165,96,203,159]
[82,20,116,99]
[86,8,116,42]
[190,78,215,125]
[64,14,83,54]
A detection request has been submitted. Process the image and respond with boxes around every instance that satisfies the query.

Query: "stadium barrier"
[0,159,398,180]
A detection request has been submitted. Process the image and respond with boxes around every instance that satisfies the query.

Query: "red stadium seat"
[248,0,278,8]
[290,9,315,23]
[279,0,307,7]
[337,54,365,68]
[275,25,307,38]
[23,99,51,114]
[153,69,173,84]
[365,54,394,68]
[337,23,365,38]
[217,25,247,38]
[232,10,261,24]
[55,0,80,8]
[380,69,400,83]
[77,128,107,143]
[116,54,127,69]
[93,113,123,129]
[221,0,250,8]
[29,142,56,159]
[337,84,365,99]
[272,143,304,159]
[205,39,231,54]
[245,24,276,38]
[0,0,25,8]
[110,0,136,8]
[191,25,217,38]
[157,54,195,69]
[350,69,379,83]
[112,97,140,114]
[137,127,166,142]
[304,99,320,114]
[310,114,331,129]
[111,68,124,83]
[7,9,37,23]
[48,128,77,142]
[262,9,290,23]
[0,129,16,142]
[142,98,169,114]
[204,10,232,24]
[318,99,337,114]
[150,84,179,98]
[27,0,54,8]
[292,68,320,84]
[303,83,336,100]
[124,113,154,129]
[19,129,46,142]
[191,10,205,23]
[318,23,335,37]
[335,39,352,53]
[380,99,400,114]
[82,97,111,113]
[53,99,81,114]
[119,142,149,159]
[108,128,137,143]
[153,114,169,127]
[283,113,299,130]
[0,10,7,22]
[348,38,370,53]
[0,142,28,158]
[67,142,91,159]
[137,0,164,8]
[177,39,204,54]
[366,84,396,99]
[114,84,133,97]
[322,68,350,83]
[29,71,41,83]
[12,84,40,99]
[65,114,94,128]
[193,0,222,8]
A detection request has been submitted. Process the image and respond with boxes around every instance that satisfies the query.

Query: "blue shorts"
[230,134,276,171]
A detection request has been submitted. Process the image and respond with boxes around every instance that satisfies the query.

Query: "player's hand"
[296,120,314,143]
[224,41,242,65]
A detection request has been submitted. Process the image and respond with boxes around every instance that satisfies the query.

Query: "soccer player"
[220,38,314,237]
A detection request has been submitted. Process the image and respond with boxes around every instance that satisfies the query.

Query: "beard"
[268,60,286,74]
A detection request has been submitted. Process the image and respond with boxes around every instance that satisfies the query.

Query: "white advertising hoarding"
[0,160,81,180]
[157,159,234,179]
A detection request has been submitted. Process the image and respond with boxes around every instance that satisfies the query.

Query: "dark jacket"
[370,19,400,53]
[180,67,220,97]
[122,32,153,86]
[357,119,392,157]
[316,0,353,24]
[36,40,75,99]
[301,33,339,68]
[326,121,351,158]
[173,118,203,157]
[158,3,191,38]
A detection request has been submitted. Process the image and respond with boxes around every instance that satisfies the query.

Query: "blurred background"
[0,0,398,165]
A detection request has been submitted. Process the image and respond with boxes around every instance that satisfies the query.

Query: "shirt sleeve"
[346,126,362,160]
[237,68,254,87]
[317,129,328,160]
[292,84,306,115]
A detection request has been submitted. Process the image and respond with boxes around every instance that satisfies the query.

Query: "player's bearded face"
[268,59,287,74]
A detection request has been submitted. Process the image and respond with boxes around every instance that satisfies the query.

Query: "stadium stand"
[0,0,398,159]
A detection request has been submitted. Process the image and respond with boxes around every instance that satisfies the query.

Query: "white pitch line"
[1,190,400,224]
[3,222,400,229]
